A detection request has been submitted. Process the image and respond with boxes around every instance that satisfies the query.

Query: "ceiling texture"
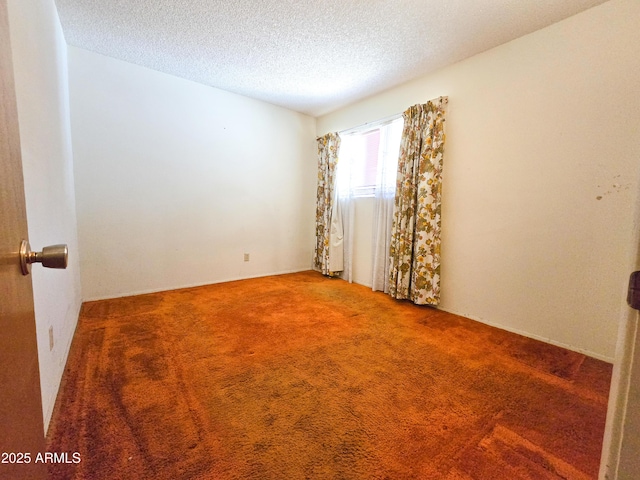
[53,0,609,117]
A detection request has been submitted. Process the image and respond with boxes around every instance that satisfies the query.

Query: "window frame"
[337,115,404,199]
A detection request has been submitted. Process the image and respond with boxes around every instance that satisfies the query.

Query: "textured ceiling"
[53,0,609,117]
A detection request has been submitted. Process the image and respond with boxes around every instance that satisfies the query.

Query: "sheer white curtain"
[372,119,403,291]
[335,117,403,286]
[334,134,357,283]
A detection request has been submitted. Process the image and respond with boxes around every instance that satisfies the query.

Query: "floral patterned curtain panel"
[388,97,447,305]
[314,133,342,276]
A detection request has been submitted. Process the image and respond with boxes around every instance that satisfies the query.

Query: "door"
[0,0,47,478]
[598,184,640,477]
[614,226,640,476]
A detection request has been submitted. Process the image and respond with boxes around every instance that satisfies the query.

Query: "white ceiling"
[53,0,609,117]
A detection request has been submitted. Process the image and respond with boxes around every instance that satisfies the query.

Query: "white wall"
[69,47,317,300]
[317,0,640,361]
[7,0,83,431]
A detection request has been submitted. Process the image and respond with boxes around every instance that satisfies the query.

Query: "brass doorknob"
[20,240,68,275]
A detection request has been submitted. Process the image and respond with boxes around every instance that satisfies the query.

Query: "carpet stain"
[46,271,611,479]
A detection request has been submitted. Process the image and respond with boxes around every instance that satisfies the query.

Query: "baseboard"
[437,306,615,364]
[82,273,614,364]
[82,268,314,302]
[43,298,83,434]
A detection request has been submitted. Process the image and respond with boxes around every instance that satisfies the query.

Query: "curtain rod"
[335,96,448,137]
[338,112,402,136]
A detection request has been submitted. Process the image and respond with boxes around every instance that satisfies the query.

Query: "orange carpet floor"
[46,271,612,479]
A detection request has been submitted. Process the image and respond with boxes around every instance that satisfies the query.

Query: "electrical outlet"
[244,253,250,262]
[49,326,54,351]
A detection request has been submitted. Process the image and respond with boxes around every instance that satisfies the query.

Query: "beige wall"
[69,48,317,300]
[7,0,83,431]
[317,0,640,361]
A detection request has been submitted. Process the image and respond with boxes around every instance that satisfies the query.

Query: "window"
[337,116,404,198]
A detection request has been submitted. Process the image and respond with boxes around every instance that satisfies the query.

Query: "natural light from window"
[337,117,404,198]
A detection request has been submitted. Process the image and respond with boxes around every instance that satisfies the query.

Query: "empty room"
[2,0,640,479]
